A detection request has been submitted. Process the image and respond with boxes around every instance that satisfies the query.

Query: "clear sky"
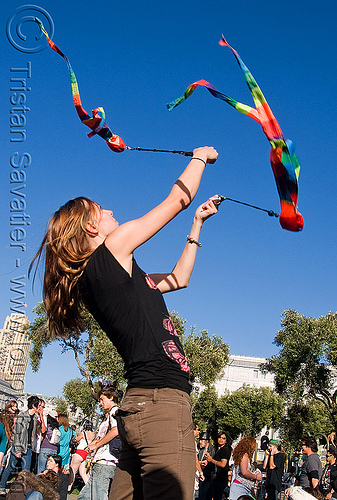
[1,0,336,397]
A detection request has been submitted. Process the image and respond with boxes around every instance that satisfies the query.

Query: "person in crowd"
[198,432,215,500]
[30,145,219,500]
[78,386,119,500]
[319,448,337,498]
[205,432,232,500]
[229,436,262,500]
[193,423,204,498]
[299,437,322,490]
[68,420,95,491]
[6,468,59,500]
[263,439,285,500]
[37,411,60,475]
[6,454,69,500]
[283,466,296,490]
[58,415,75,471]
[261,431,270,451]
[0,396,40,495]
[43,454,69,500]
[3,401,19,416]
[0,405,17,476]
[292,451,301,477]
[287,486,323,500]
[328,433,337,454]
[286,437,322,494]
[31,400,46,474]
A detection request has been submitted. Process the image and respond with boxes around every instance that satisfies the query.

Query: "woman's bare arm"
[149,196,220,293]
[105,147,218,274]
[241,454,262,480]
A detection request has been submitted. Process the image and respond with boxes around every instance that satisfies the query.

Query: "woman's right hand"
[192,146,218,164]
[255,470,263,481]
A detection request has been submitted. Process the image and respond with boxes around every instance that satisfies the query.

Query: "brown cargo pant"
[109,387,195,500]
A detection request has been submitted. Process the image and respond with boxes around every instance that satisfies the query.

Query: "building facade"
[0,313,31,392]
[215,354,275,395]
[0,379,22,407]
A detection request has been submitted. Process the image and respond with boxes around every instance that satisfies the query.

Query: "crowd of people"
[193,430,337,500]
[1,392,337,500]
[0,386,119,500]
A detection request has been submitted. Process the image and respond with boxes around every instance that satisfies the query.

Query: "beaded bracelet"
[187,235,202,247]
[191,157,207,167]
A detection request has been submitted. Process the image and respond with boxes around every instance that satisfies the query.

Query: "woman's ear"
[85,219,99,236]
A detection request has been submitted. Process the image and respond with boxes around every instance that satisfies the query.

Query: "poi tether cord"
[222,197,279,218]
[167,36,304,232]
[36,20,279,221]
[125,146,193,156]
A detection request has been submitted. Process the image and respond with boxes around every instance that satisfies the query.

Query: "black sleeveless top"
[81,243,191,394]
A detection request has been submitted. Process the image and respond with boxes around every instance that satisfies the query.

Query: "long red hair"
[232,436,257,466]
[29,197,98,339]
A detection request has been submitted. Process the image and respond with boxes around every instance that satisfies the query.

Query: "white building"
[215,354,275,395]
[0,313,31,392]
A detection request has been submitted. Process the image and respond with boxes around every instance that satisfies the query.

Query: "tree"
[53,397,69,415]
[171,311,230,386]
[192,385,219,433]
[87,331,125,387]
[216,385,285,439]
[279,399,331,452]
[63,378,99,418]
[261,309,337,432]
[29,302,125,400]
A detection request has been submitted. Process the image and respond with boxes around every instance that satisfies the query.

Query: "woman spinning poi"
[30,146,220,500]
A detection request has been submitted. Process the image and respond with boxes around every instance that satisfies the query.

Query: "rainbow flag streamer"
[36,19,125,153]
[167,36,304,232]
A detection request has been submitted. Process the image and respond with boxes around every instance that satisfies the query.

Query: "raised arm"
[104,147,218,273]
[240,454,262,481]
[149,195,220,293]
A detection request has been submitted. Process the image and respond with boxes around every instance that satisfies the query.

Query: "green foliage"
[192,385,219,432]
[216,385,285,440]
[53,397,68,416]
[63,378,99,418]
[29,302,52,372]
[29,302,126,399]
[171,312,230,386]
[87,331,125,388]
[279,399,331,452]
[170,311,187,338]
[262,309,337,431]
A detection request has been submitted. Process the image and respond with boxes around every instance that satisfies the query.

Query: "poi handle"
[213,195,226,206]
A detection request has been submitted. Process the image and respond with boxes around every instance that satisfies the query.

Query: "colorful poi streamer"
[35,18,125,153]
[36,21,294,227]
[167,36,304,232]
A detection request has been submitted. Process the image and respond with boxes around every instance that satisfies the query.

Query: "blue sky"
[1,0,336,397]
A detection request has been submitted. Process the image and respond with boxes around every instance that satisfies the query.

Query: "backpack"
[109,435,122,459]
[49,428,61,445]
[69,433,78,454]
[107,408,122,459]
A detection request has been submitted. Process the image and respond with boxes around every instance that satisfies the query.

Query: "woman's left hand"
[194,195,221,223]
